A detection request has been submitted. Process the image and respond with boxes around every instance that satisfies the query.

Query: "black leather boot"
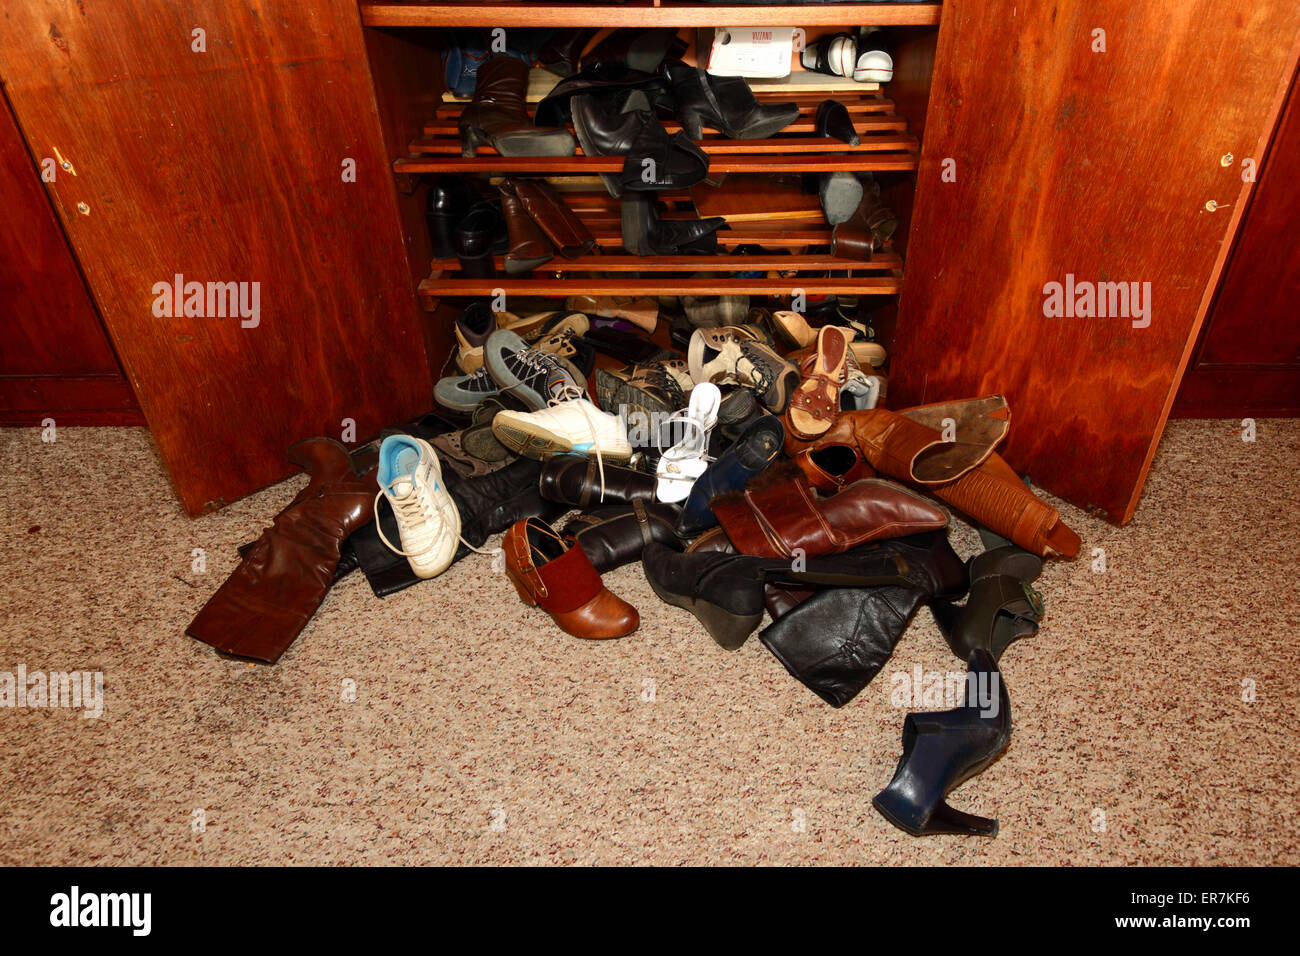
[621,194,725,256]
[642,540,916,651]
[426,176,472,259]
[539,456,656,508]
[664,60,799,140]
[583,28,687,73]
[931,545,1045,662]
[562,499,684,572]
[538,27,600,77]
[758,531,968,706]
[455,201,505,279]
[872,649,1011,837]
[816,101,864,226]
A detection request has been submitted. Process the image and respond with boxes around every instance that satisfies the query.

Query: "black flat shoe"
[930,545,1044,662]
[872,649,1011,837]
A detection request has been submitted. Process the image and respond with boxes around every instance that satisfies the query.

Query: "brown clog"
[502,517,639,639]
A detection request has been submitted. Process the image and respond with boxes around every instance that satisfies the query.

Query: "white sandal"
[655,383,721,503]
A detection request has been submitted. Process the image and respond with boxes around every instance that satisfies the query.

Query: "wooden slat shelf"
[395,151,917,173]
[420,275,903,299]
[423,114,909,139]
[431,251,903,273]
[410,132,917,157]
[361,3,942,29]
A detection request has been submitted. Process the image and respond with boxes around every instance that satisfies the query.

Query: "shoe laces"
[374,471,502,561]
[549,384,609,503]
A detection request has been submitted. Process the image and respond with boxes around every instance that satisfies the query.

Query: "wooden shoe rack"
[359,2,943,337]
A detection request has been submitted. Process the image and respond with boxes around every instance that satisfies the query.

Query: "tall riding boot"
[539,27,600,77]
[498,180,554,273]
[460,55,576,157]
[186,438,377,664]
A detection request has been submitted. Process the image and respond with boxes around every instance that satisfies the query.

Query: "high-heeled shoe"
[459,55,576,157]
[664,60,799,140]
[656,382,720,503]
[676,413,784,537]
[930,545,1045,662]
[872,649,1011,836]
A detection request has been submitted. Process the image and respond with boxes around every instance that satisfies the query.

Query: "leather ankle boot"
[758,530,968,706]
[187,438,377,664]
[498,180,554,273]
[460,55,576,157]
[539,456,656,508]
[562,499,684,572]
[621,194,725,256]
[664,60,799,140]
[873,649,1011,836]
[930,545,1045,663]
[676,414,784,537]
[509,178,596,259]
[503,517,639,639]
[455,201,505,279]
[427,176,472,259]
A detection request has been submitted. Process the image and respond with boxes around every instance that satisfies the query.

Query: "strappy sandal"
[655,382,721,503]
[786,325,849,440]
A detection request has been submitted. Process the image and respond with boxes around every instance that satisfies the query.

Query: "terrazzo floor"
[1,419,1296,865]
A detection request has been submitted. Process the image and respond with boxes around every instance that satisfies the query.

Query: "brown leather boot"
[509,179,596,259]
[460,55,576,158]
[498,180,553,274]
[808,399,1081,558]
[503,517,639,639]
[709,462,948,559]
[186,438,377,663]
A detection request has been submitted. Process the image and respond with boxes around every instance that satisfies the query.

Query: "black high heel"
[872,649,1011,837]
[930,545,1045,662]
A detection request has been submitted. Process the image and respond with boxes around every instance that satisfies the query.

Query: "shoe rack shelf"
[368,3,935,303]
[362,4,942,29]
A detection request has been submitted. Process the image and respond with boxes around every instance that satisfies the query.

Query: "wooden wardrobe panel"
[0,1,431,513]
[891,0,1300,523]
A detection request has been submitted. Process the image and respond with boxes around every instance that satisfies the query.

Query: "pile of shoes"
[187,26,1074,840]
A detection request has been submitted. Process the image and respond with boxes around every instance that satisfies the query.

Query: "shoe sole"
[489,129,576,157]
[435,380,501,413]
[645,571,762,651]
[492,417,635,464]
[821,172,864,227]
[595,369,677,422]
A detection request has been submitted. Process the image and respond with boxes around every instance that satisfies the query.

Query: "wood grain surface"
[891,0,1300,523]
[0,1,432,513]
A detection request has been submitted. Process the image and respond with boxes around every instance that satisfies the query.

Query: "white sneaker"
[374,435,461,579]
[853,30,893,83]
[656,382,720,503]
[491,393,634,464]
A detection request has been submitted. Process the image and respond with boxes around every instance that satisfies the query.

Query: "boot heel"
[461,126,489,158]
[504,566,538,606]
[678,112,705,141]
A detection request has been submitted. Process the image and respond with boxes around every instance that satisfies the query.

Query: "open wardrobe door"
[0,1,431,514]
[890,0,1300,523]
